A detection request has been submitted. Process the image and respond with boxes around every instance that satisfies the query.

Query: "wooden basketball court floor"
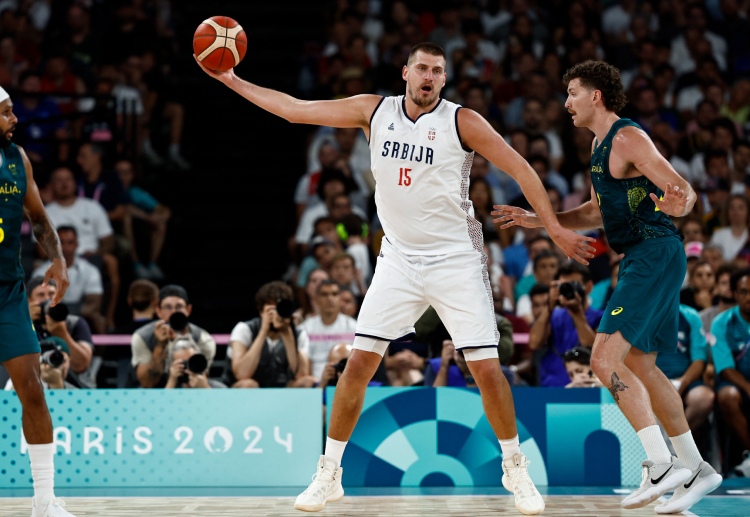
[1,486,748,517]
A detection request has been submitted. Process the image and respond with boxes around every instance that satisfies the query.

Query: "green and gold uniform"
[592,119,685,354]
[0,144,40,363]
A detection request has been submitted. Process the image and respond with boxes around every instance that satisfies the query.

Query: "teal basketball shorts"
[598,236,686,354]
[0,280,41,364]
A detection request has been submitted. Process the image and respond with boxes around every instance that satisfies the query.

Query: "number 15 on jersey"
[398,167,412,186]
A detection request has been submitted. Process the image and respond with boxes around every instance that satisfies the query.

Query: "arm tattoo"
[608,372,629,403]
[32,214,63,261]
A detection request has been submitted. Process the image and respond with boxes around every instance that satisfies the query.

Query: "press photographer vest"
[0,143,27,282]
[223,318,301,388]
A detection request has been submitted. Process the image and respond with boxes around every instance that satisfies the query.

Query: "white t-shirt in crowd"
[710,227,748,261]
[32,256,103,307]
[226,320,309,360]
[298,313,357,380]
[44,199,113,254]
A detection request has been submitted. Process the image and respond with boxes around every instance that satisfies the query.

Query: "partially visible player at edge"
[0,85,73,517]
[494,60,722,514]
[196,43,596,516]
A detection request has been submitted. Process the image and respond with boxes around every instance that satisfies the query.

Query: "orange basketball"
[193,16,247,72]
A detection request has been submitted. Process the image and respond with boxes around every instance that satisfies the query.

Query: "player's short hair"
[562,60,628,113]
[407,42,446,66]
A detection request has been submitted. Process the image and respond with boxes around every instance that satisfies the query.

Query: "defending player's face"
[565,78,595,127]
[0,98,17,147]
[403,51,446,108]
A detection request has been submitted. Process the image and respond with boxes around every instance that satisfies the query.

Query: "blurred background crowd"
[0,0,749,482]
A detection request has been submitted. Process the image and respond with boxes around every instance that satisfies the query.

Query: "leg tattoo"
[609,372,629,403]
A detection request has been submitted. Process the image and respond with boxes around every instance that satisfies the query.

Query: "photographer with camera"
[26,276,96,388]
[165,337,225,389]
[528,260,603,386]
[226,281,315,388]
[5,337,77,390]
[131,284,216,388]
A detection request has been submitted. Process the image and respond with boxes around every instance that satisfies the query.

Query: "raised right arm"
[196,57,381,132]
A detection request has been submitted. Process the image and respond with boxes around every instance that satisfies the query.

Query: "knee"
[688,387,715,413]
[15,376,47,408]
[589,351,611,381]
[342,352,379,382]
[717,387,741,413]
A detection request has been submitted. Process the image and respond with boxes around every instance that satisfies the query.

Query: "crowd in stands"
[1,0,750,481]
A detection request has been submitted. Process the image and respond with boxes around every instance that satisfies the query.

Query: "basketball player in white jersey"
[196,42,595,515]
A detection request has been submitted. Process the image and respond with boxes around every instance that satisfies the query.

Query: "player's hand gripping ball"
[193,16,247,72]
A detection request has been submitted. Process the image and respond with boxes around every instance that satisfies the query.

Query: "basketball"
[193,16,247,72]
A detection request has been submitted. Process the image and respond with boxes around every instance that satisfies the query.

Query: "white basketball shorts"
[354,237,499,350]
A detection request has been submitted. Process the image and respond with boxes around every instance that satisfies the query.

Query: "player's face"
[0,99,17,148]
[404,52,446,109]
[565,79,595,128]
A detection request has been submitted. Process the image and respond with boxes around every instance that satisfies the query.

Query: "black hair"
[730,267,750,293]
[556,260,592,283]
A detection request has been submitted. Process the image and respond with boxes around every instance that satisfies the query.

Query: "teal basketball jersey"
[590,118,681,254]
[0,143,27,282]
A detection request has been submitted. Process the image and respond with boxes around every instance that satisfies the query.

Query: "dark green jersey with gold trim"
[0,143,27,282]
[590,118,681,254]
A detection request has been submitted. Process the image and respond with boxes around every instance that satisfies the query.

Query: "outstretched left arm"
[613,127,696,217]
[21,146,69,304]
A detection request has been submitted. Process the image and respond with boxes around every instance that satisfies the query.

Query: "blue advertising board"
[326,386,644,487]
[0,389,322,488]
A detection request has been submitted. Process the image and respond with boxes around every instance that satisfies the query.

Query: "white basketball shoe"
[294,455,344,512]
[31,494,76,517]
[654,461,722,514]
[501,453,545,515]
[620,456,692,509]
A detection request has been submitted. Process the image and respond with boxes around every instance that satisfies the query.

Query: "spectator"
[111,278,159,335]
[329,252,364,296]
[562,346,602,388]
[165,337,225,389]
[114,158,171,280]
[131,284,216,388]
[528,261,603,387]
[31,225,105,334]
[26,277,95,388]
[656,304,714,434]
[711,268,750,475]
[710,194,749,262]
[680,218,708,244]
[424,340,477,388]
[295,266,330,323]
[298,280,357,382]
[295,218,342,290]
[226,280,314,388]
[336,213,373,289]
[700,263,738,333]
[702,242,726,275]
[76,142,129,232]
[4,337,77,390]
[295,141,339,222]
[43,166,120,330]
[319,342,387,391]
[514,248,561,311]
[339,286,361,319]
[680,259,715,312]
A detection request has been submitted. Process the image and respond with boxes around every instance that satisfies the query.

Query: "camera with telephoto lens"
[275,298,295,319]
[559,281,585,301]
[38,300,69,323]
[39,339,65,368]
[168,312,189,331]
[326,358,349,386]
[177,353,208,384]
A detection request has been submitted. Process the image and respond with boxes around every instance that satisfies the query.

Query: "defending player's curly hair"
[563,60,628,114]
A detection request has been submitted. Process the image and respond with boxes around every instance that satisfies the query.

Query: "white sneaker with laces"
[31,494,76,517]
[294,455,344,512]
[501,453,545,515]
[620,456,692,509]
[655,461,722,514]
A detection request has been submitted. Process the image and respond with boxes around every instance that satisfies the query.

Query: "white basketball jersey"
[369,95,481,255]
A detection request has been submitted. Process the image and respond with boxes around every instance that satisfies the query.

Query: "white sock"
[499,435,521,460]
[669,430,703,470]
[28,443,55,501]
[637,425,672,464]
[324,437,348,468]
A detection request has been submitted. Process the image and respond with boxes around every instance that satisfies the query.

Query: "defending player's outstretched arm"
[20,146,68,305]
